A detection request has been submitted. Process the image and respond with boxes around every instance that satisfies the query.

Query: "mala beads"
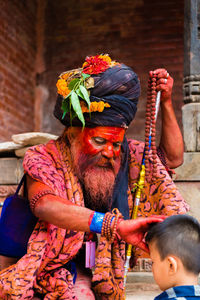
[89,209,123,243]
[145,72,158,182]
[101,208,123,243]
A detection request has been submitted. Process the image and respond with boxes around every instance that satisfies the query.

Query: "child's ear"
[167,256,178,275]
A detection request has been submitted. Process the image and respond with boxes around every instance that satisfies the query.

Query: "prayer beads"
[145,73,158,182]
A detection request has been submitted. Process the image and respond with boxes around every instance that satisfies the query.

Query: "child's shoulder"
[155,285,200,300]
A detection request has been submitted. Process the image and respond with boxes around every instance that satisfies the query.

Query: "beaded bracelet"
[110,208,123,243]
[89,209,123,241]
[30,190,56,212]
[101,208,123,243]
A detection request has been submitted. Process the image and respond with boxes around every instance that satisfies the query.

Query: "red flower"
[82,55,111,75]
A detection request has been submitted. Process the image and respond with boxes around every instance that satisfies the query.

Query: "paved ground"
[125,272,161,299]
[125,282,160,299]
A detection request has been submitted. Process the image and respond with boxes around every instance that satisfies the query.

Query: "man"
[0,55,188,299]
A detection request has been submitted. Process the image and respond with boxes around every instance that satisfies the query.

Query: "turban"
[54,63,140,128]
[54,57,141,219]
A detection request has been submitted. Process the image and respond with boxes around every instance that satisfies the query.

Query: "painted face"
[78,126,125,159]
[149,241,171,291]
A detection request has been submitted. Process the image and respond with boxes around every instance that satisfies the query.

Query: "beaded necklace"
[145,73,160,182]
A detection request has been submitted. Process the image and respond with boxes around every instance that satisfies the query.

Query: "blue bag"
[0,175,37,258]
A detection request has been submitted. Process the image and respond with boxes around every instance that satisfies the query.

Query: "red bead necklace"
[145,73,158,182]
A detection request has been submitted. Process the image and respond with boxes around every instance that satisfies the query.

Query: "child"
[145,214,200,299]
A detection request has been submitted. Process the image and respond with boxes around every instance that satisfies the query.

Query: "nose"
[101,143,114,158]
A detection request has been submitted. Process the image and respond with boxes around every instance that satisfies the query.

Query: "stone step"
[125,272,159,299]
[125,272,200,299]
[0,158,23,184]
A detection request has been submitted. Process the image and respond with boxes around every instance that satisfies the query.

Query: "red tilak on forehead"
[76,126,125,157]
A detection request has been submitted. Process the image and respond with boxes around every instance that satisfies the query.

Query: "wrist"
[89,211,105,234]
[160,98,173,108]
[116,218,124,239]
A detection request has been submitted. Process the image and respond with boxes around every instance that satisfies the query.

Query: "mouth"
[96,162,113,169]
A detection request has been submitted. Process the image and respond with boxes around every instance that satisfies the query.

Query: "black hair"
[145,214,200,275]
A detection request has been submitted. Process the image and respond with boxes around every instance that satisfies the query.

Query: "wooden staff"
[123,73,161,287]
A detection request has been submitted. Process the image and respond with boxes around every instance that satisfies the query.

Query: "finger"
[133,216,165,232]
[156,72,169,79]
[157,78,168,85]
[150,215,167,220]
[149,71,154,77]
[144,216,166,224]
[153,69,169,79]
[137,241,149,253]
[152,68,167,75]
[156,84,168,91]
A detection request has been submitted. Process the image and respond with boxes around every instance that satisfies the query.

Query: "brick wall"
[0,0,184,142]
[0,0,37,142]
[39,0,184,142]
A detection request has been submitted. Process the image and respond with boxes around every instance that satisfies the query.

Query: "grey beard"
[69,138,118,212]
[82,183,113,213]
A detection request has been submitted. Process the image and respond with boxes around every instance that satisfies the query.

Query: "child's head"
[145,214,200,291]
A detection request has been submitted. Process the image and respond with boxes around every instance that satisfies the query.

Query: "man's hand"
[150,68,173,104]
[117,215,166,252]
[149,68,184,169]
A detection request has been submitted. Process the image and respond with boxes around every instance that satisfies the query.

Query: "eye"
[113,142,122,149]
[92,137,106,145]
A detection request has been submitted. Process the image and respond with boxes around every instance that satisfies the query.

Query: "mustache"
[78,152,116,173]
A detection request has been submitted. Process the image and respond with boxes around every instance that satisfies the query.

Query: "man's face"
[68,126,125,211]
[81,126,125,159]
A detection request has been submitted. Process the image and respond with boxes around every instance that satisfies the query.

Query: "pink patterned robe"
[0,135,189,299]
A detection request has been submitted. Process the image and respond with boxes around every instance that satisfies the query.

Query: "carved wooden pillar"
[182,0,200,152]
[176,1,200,218]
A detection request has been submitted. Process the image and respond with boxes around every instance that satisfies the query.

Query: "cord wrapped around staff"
[123,73,161,287]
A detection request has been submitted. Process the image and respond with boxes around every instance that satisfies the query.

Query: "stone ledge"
[0,158,23,184]
[126,271,200,284]
[127,272,154,284]
[182,103,200,151]
[175,182,200,220]
[175,152,200,181]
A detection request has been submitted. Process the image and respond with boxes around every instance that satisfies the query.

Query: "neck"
[173,272,198,287]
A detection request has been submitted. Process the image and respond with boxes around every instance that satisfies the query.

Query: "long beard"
[81,167,115,212]
[70,140,121,212]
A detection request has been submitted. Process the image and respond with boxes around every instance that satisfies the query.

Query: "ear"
[66,127,79,142]
[167,256,178,275]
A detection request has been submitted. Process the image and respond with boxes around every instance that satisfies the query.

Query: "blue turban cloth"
[54,63,141,219]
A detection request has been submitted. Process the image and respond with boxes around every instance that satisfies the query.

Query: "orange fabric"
[0,136,189,299]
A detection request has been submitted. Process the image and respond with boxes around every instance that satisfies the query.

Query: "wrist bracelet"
[89,211,105,234]
[30,190,55,212]
[101,208,123,243]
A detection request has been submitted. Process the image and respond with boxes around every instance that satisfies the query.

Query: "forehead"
[83,126,125,142]
[149,241,161,260]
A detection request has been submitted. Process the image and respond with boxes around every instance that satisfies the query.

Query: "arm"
[27,175,165,250]
[27,175,92,232]
[151,69,184,169]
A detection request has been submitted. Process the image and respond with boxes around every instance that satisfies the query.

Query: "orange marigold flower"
[56,79,71,98]
[61,73,71,81]
[80,101,89,113]
[90,102,98,111]
[99,54,112,64]
[80,101,111,113]
[97,101,105,112]
[104,103,111,108]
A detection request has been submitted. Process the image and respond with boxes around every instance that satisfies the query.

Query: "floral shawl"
[0,136,189,299]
